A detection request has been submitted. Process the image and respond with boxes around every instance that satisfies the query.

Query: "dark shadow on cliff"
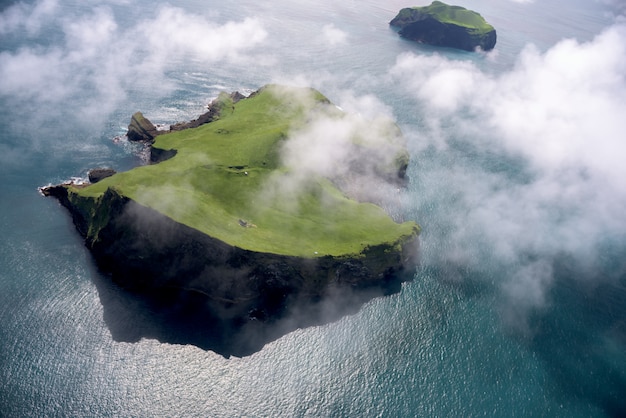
[90,262,412,358]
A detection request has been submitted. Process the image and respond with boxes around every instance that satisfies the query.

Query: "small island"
[390,1,496,51]
[43,85,419,355]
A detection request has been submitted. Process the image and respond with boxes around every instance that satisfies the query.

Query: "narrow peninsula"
[390,1,497,51]
[42,85,419,353]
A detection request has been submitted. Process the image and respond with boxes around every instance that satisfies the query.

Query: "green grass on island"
[400,1,494,33]
[73,85,419,258]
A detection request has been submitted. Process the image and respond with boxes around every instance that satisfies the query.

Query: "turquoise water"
[1,0,625,416]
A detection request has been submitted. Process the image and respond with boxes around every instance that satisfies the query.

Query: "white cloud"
[0,1,268,123]
[137,7,267,65]
[390,22,626,326]
[321,24,348,46]
[0,0,59,36]
[63,7,118,57]
[256,87,407,216]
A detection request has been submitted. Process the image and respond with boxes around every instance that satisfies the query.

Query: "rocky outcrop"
[127,92,245,143]
[127,111,161,142]
[390,1,496,51]
[88,168,116,183]
[169,91,245,131]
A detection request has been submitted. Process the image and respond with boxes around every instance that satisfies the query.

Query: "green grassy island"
[390,1,496,51]
[43,85,419,353]
[77,85,418,258]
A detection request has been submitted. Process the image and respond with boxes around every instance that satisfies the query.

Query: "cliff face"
[54,186,418,323]
[390,2,497,51]
[127,111,161,142]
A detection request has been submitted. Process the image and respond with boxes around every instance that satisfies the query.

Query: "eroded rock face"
[390,2,497,51]
[127,111,160,142]
[88,168,116,183]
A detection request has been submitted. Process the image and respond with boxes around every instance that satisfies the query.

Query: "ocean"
[1,0,625,416]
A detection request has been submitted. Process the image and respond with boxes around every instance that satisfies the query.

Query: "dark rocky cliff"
[127,111,161,142]
[43,184,418,348]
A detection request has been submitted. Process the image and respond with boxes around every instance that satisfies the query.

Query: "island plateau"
[390,1,497,51]
[42,85,419,354]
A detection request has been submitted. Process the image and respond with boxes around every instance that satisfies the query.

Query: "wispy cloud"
[320,24,348,46]
[0,0,58,36]
[390,22,626,329]
[0,1,267,123]
[254,86,409,219]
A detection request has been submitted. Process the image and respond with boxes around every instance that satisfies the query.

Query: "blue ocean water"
[1,0,625,416]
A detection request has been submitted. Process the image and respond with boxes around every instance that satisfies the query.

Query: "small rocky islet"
[390,1,497,51]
